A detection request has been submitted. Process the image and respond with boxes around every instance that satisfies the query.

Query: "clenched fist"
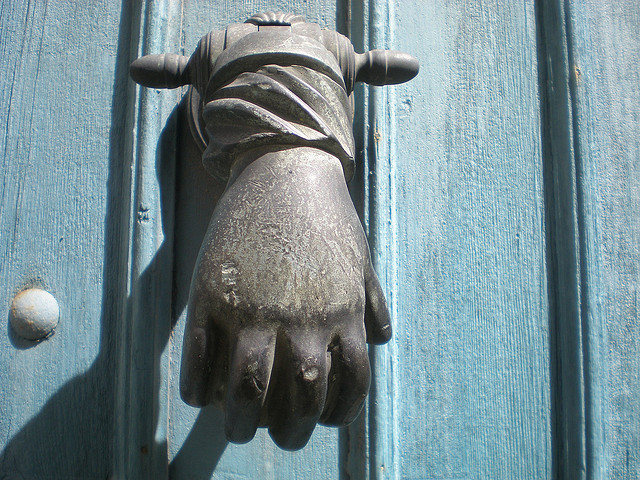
[180,147,391,450]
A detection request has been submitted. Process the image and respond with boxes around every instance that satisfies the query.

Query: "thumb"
[364,261,392,344]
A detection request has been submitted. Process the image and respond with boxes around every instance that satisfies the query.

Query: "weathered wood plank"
[0,1,137,477]
[5,0,635,478]
[362,1,551,478]
[565,2,640,478]
[118,1,182,478]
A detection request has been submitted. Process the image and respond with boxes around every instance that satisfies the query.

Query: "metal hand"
[181,147,390,449]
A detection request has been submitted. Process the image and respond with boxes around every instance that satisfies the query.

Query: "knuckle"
[235,362,266,401]
[293,360,326,413]
[297,364,321,384]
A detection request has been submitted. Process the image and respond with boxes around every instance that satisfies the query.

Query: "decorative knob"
[10,288,59,341]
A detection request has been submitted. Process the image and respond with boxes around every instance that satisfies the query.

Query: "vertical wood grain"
[0,0,138,477]
[117,0,182,478]
[564,2,640,478]
[363,1,552,478]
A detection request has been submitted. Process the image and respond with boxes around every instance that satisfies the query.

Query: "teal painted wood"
[119,0,182,478]
[1,0,636,478]
[362,1,552,478]
[163,2,347,479]
[0,0,137,477]
[564,2,640,478]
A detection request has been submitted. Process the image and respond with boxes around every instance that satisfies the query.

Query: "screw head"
[10,288,59,340]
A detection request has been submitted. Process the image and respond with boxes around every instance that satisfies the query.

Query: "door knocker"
[131,11,418,450]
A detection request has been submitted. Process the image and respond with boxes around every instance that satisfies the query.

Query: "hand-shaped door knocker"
[131,11,418,450]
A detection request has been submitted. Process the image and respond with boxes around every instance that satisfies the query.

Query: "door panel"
[566,2,640,477]
[1,0,638,479]
[0,1,135,477]
[361,1,550,478]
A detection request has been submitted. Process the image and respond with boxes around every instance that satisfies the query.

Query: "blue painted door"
[1,1,639,479]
